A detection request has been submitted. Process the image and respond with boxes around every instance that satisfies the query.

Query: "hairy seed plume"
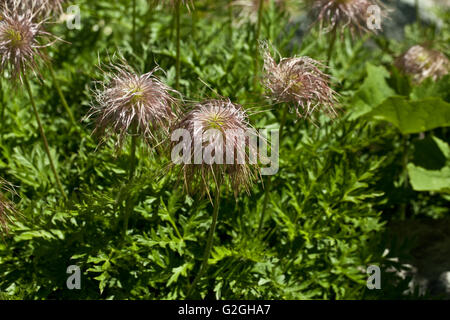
[86,59,180,150]
[395,45,449,84]
[262,43,338,119]
[171,99,260,198]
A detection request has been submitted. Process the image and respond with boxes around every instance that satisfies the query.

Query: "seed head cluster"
[154,0,194,10]
[231,0,294,25]
[87,60,180,150]
[395,45,449,84]
[0,1,56,82]
[262,45,338,119]
[36,0,66,17]
[308,0,387,35]
[0,178,17,234]
[171,99,260,197]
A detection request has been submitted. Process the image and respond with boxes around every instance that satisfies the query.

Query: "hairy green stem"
[415,0,420,26]
[132,0,137,46]
[191,5,197,40]
[123,132,138,237]
[257,105,288,236]
[23,72,67,200]
[400,135,409,221]
[186,185,220,298]
[228,4,233,41]
[175,0,181,91]
[326,28,337,66]
[253,0,264,87]
[0,80,4,140]
[48,64,76,125]
[129,133,138,181]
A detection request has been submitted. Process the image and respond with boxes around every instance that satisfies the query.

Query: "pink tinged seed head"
[172,99,260,198]
[308,0,388,36]
[35,0,66,17]
[153,0,194,10]
[0,178,17,235]
[87,59,180,150]
[231,0,293,26]
[262,44,338,119]
[395,45,449,84]
[0,2,57,83]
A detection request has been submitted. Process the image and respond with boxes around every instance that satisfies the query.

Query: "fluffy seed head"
[395,45,449,84]
[231,0,267,25]
[262,44,338,119]
[0,2,56,82]
[231,0,296,25]
[151,0,194,10]
[36,0,65,17]
[171,99,260,197]
[308,0,387,35]
[87,59,180,150]
[0,178,17,235]
[2,0,65,17]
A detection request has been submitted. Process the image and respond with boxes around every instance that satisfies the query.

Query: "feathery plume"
[1,0,65,17]
[87,59,180,150]
[171,99,260,197]
[307,0,388,35]
[231,0,295,25]
[37,0,66,17]
[0,1,58,82]
[0,178,17,235]
[262,44,338,119]
[152,0,194,10]
[395,45,449,84]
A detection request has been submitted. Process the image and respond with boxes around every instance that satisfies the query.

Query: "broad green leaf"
[407,164,450,193]
[368,97,450,134]
[408,137,450,193]
[349,63,396,119]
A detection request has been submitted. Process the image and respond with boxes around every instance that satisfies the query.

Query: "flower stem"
[129,133,138,181]
[48,63,76,125]
[175,0,181,91]
[257,105,288,236]
[122,132,138,237]
[253,0,264,87]
[0,80,5,141]
[132,0,137,46]
[23,72,67,200]
[326,28,337,66]
[186,185,220,299]
[228,4,233,41]
[415,0,420,26]
[400,135,409,221]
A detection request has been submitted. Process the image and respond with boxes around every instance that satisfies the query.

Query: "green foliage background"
[0,0,449,299]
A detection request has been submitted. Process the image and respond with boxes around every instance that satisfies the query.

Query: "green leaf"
[407,164,450,193]
[408,137,450,193]
[367,97,450,134]
[348,63,396,119]
[167,263,191,287]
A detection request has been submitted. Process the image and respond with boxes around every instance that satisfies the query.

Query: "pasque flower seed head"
[262,44,338,119]
[171,99,260,197]
[0,178,17,234]
[395,45,449,84]
[0,1,58,82]
[87,59,180,150]
[308,0,388,35]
